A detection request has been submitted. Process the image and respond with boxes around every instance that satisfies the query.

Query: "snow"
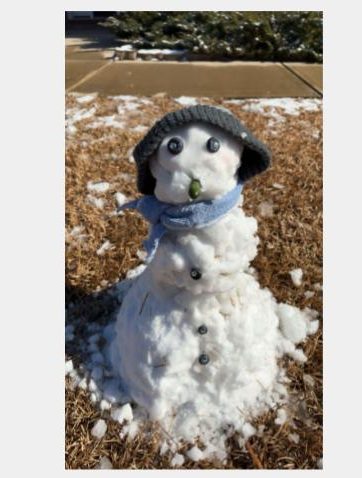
[78,377,88,390]
[91,419,107,439]
[241,423,256,439]
[175,96,198,106]
[258,201,274,218]
[115,192,128,208]
[131,125,148,133]
[100,399,111,411]
[149,122,243,203]
[229,98,321,124]
[159,441,168,455]
[76,93,98,104]
[278,303,315,344]
[138,48,186,55]
[65,360,73,375]
[120,421,139,440]
[313,282,323,291]
[115,45,134,51]
[275,408,287,425]
[171,453,185,467]
[96,456,113,469]
[136,249,147,261]
[96,240,113,256]
[304,290,315,299]
[186,446,204,462]
[303,374,315,388]
[67,106,96,123]
[111,403,133,424]
[67,226,87,244]
[317,457,323,469]
[87,181,110,194]
[225,98,321,130]
[87,195,105,209]
[290,268,303,287]
[107,122,319,457]
[88,115,125,129]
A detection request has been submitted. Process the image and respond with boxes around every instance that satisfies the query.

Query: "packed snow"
[275,408,288,425]
[91,419,107,439]
[171,453,185,467]
[96,456,113,469]
[111,404,133,424]
[107,122,319,458]
[290,268,304,287]
[187,446,204,462]
[114,192,128,208]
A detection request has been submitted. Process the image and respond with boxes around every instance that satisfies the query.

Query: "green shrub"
[102,11,322,62]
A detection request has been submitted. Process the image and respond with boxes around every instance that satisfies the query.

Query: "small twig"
[139,292,149,315]
[245,441,264,469]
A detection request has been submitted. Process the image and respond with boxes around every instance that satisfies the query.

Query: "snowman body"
[110,119,317,442]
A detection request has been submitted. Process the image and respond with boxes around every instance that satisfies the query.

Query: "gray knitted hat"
[133,104,271,194]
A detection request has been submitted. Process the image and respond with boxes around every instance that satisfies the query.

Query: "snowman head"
[149,122,243,203]
[133,105,271,204]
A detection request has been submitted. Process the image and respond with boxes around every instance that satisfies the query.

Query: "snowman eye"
[206,137,220,153]
[167,137,183,155]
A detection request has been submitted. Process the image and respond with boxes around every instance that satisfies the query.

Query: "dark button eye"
[167,137,183,155]
[190,268,202,280]
[198,325,208,335]
[206,137,220,153]
[199,353,210,365]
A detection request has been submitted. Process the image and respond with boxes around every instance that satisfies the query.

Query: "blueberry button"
[199,353,209,365]
[198,325,208,335]
[190,268,202,280]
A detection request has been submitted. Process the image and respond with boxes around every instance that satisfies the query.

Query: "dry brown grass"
[65,93,322,469]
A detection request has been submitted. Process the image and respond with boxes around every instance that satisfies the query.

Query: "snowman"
[110,105,318,448]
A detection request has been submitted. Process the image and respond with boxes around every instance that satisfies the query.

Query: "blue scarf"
[118,182,243,262]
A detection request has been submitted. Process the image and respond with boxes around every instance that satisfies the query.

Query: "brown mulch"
[65,93,322,469]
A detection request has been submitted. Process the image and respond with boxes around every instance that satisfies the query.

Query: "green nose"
[188,179,202,200]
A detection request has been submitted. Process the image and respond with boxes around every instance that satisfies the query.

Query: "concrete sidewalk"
[65,24,322,98]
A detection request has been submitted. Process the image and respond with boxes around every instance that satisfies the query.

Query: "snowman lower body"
[110,206,318,447]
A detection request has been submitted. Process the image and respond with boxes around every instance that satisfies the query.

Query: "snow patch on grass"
[91,419,107,439]
[88,115,125,129]
[87,195,105,209]
[175,96,198,106]
[76,93,98,104]
[87,181,110,194]
[96,240,114,256]
[290,268,303,287]
[171,453,185,467]
[186,446,204,462]
[115,192,128,208]
[275,408,287,425]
